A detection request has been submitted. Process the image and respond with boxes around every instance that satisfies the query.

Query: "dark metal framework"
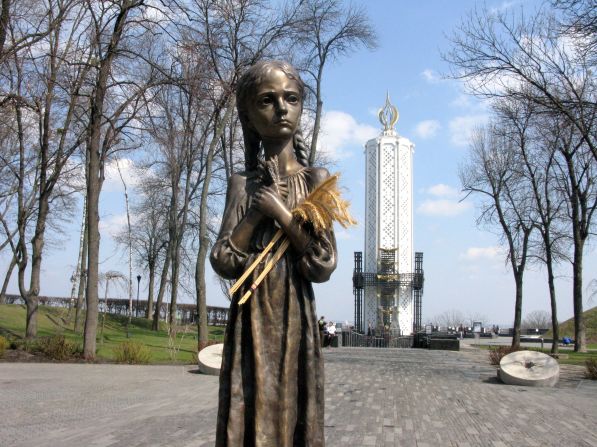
[352,251,424,334]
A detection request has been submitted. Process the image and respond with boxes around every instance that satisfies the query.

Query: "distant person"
[327,321,336,347]
[318,316,326,347]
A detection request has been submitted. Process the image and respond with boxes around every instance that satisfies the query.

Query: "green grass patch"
[0,304,225,364]
[476,343,597,366]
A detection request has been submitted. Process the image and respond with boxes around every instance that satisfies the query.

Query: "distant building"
[353,95,424,335]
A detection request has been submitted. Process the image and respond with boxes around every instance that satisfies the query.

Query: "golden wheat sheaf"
[291,174,357,234]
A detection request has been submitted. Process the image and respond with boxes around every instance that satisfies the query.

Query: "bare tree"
[445,4,597,168]
[522,310,551,330]
[0,0,90,338]
[446,3,597,352]
[293,0,377,165]
[0,0,77,65]
[432,309,465,329]
[460,123,535,349]
[495,98,567,353]
[114,174,169,320]
[82,0,164,359]
[551,0,597,62]
[551,121,597,352]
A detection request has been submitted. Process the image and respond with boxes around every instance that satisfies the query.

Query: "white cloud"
[427,183,459,198]
[417,199,471,217]
[450,94,474,109]
[449,114,488,147]
[317,110,378,161]
[460,246,502,261]
[421,69,441,84]
[413,120,441,139]
[99,213,128,237]
[102,158,141,193]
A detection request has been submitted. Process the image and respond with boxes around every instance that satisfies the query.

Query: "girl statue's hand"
[253,185,289,222]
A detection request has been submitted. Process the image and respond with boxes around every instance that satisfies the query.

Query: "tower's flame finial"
[378,91,399,132]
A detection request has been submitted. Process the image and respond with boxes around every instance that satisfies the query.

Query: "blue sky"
[2,0,595,327]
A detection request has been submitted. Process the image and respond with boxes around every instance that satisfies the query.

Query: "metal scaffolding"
[353,250,424,334]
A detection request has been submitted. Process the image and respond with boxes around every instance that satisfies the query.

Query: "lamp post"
[136,274,141,318]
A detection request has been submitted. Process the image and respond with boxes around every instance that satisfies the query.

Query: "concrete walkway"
[1,347,596,447]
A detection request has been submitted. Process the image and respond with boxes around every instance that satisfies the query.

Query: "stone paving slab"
[1,347,596,447]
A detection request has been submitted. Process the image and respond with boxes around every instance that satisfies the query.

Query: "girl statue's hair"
[236,60,309,170]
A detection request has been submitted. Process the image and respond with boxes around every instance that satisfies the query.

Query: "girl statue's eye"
[287,95,299,104]
[259,96,273,105]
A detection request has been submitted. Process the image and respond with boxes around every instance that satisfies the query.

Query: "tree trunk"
[0,253,16,304]
[168,241,179,328]
[74,211,88,333]
[308,98,323,165]
[146,263,155,319]
[152,249,171,331]
[83,1,134,360]
[572,238,586,352]
[308,65,324,166]
[25,295,37,338]
[545,249,559,354]
[196,97,235,351]
[511,273,523,350]
[0,0,10,58]
[22,194,49,339]
[83,133,101,358]
[166,185,179,328]
[563,150,587,353]
[195,235,210,351]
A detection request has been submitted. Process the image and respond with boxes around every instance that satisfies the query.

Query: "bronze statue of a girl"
[210,60,337,446]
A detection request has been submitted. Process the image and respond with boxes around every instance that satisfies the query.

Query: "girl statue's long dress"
[210,166,337,447]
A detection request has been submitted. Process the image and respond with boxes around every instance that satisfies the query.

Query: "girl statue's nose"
[276,98,287,114]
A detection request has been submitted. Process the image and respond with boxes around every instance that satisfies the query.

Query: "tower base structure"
[353,251,424,336]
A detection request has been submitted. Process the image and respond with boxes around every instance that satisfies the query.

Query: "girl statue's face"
[246,68,302,141]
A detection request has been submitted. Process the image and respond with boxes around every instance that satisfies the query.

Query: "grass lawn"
[0,304,225,364]
[476,344,597,366]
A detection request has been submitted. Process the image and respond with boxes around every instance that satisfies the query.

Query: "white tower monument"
[353,94,423,337]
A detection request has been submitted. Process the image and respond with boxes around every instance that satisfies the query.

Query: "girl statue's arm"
[252,185,311,251]
[229,208,264,253]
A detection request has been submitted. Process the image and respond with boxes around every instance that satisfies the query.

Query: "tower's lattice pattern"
[353,95,424,336]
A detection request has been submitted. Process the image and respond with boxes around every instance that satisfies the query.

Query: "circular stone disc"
[198,343,224,376]
[499,350,559,387]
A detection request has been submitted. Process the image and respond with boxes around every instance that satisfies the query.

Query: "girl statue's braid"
[293,130,310,167]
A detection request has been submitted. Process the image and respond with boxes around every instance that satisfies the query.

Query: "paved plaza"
[1,347,596,447]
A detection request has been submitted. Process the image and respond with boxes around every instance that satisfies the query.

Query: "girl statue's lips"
[274,119,292,126]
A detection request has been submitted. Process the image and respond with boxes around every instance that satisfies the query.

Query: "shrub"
[37,335,81,361]
[15,339,37,353]
[488,346,520,365]
[113,340,151,364]
[586,359,597,380]
[0,335,8,358]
